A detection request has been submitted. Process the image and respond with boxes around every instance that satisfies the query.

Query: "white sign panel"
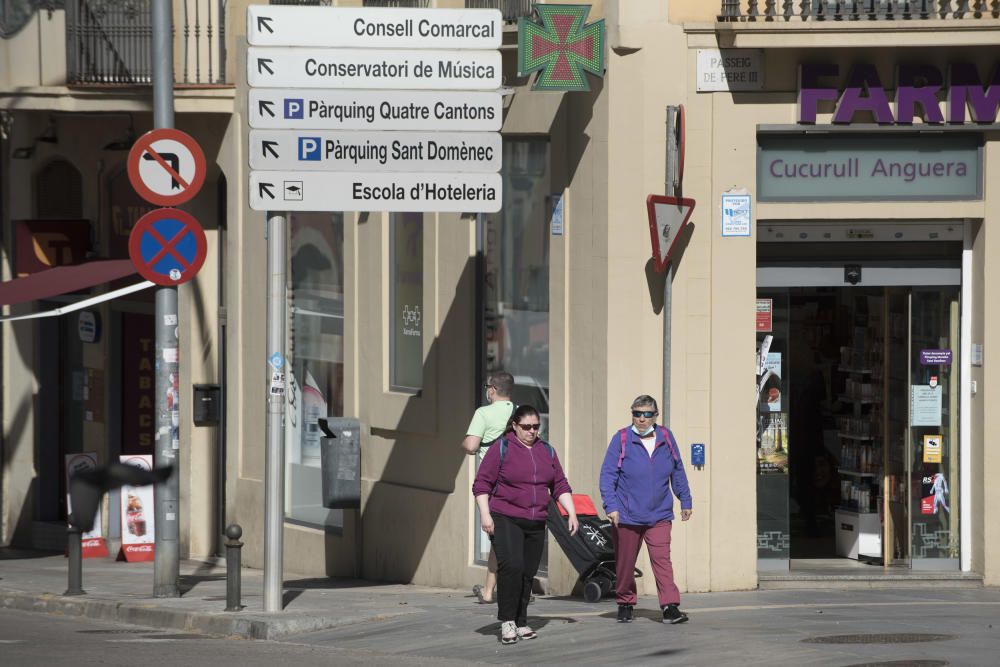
[721,193,752,237]
[911,385,943,427]
[250,171,502,213]
[248,6,502,50]
[248,47,501,90]
[65,453,103,540]
[249,130,501,173]
[249,89,503,132]
[697,49,764,92]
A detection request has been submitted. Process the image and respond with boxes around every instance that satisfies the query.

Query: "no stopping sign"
[128,208,208,286]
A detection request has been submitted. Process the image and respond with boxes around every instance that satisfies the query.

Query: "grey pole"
[224,524,244,612]
[663,106,679,425]
[263,212,287,612]
[65,523,85,596]
[152,0,179,598]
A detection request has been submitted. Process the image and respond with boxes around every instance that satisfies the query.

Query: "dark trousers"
[491,513,546,626]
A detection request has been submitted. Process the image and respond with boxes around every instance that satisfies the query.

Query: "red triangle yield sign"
[646,195,696,273]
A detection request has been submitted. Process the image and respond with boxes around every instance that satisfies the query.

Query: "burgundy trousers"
[612,520,680,607]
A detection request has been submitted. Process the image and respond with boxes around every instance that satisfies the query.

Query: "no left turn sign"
[128,128,207,207]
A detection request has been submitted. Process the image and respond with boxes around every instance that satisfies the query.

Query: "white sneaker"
[516,625,537,640]
[500,621,518,644]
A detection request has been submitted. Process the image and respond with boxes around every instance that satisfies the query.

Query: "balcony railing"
[67,0,228,85]
[466,0,533,23]
[720,1,1000,21]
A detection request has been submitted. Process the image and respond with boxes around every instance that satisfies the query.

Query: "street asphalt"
[1,550,999,665]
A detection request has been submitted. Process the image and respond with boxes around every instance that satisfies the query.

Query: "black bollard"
[65,519,85,596]
[225,524,243,612]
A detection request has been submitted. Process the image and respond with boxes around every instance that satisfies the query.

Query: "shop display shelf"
[838,367,873,375]
[838,395,880,405]
[838,469,877,478]
[837,432,875,441]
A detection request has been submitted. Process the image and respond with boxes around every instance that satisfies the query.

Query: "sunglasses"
[516,423,541,431]
[632,410,657,418]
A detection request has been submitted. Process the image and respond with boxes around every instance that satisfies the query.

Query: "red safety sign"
[128,208,207,286]
[127,128,207,207]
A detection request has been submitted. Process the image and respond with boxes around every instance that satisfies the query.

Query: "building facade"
[2,0,999,596]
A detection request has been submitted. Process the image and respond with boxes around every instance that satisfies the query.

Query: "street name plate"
[248,47,501,90]
[249,89,502,131]
[249,171,502,213]
[248,6,502,50]
[249,130,501,173]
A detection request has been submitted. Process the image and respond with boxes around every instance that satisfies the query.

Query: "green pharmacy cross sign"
[518,4,605,92]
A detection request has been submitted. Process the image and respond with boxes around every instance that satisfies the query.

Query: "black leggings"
[491,513,546,626]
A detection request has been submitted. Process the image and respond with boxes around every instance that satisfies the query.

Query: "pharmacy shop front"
[751,127,985,574]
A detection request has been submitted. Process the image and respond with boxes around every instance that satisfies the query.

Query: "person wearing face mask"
[599,395,693,625]
[473,404,578,645]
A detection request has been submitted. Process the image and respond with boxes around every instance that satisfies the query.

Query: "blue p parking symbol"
[298,137,321,161]
[284,98,304,119]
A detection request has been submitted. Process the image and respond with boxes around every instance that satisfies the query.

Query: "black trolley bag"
[546,493,641,602]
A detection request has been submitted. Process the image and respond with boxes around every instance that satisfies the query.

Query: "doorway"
[755,233,962,571]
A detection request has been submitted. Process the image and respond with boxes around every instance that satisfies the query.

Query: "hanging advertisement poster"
[64,453,110,558]
[920,473,950,516]
[923,434,943,464]
[756,298,772,332]
[119,454,155,562]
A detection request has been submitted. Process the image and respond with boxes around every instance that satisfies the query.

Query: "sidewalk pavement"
[3,549,1000,665]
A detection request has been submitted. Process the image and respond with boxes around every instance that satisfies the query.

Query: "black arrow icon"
[258,100,275,117]
[259,183,275,199]
[257,16,274,34]
[257,58,274,75]
[262,141,279,158]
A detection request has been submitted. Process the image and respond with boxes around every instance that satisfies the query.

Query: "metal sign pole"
[263,211,286,612]
[152,0,180,597]
[663,106,679,426]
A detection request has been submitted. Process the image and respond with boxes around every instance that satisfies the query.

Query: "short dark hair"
[506,404,540,433]
[488,371,514,398]
[630,394,658,412]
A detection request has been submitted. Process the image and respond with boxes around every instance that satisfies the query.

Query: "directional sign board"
[250,171,502,213]
[249,89,502,131]
[127,129,206,207]
[646,194,696,272]
[249,130,501,173]
[248,6,501,50]
[128,208,208,286]
[247,47,501,90]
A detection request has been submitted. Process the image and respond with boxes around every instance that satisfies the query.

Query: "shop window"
[475,139,550,567]
[390,213,424,392]
[285,212,345,529]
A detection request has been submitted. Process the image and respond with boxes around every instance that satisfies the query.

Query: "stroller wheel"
[583,579,603,603]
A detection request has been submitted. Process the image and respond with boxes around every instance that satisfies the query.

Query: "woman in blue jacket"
[599,395,693,625]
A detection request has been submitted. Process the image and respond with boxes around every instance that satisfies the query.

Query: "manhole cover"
[841,661,948,667]
[803,634,955,645]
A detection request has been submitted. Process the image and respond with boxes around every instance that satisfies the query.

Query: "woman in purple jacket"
[599,395,693,625]
[473,404,578,645]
